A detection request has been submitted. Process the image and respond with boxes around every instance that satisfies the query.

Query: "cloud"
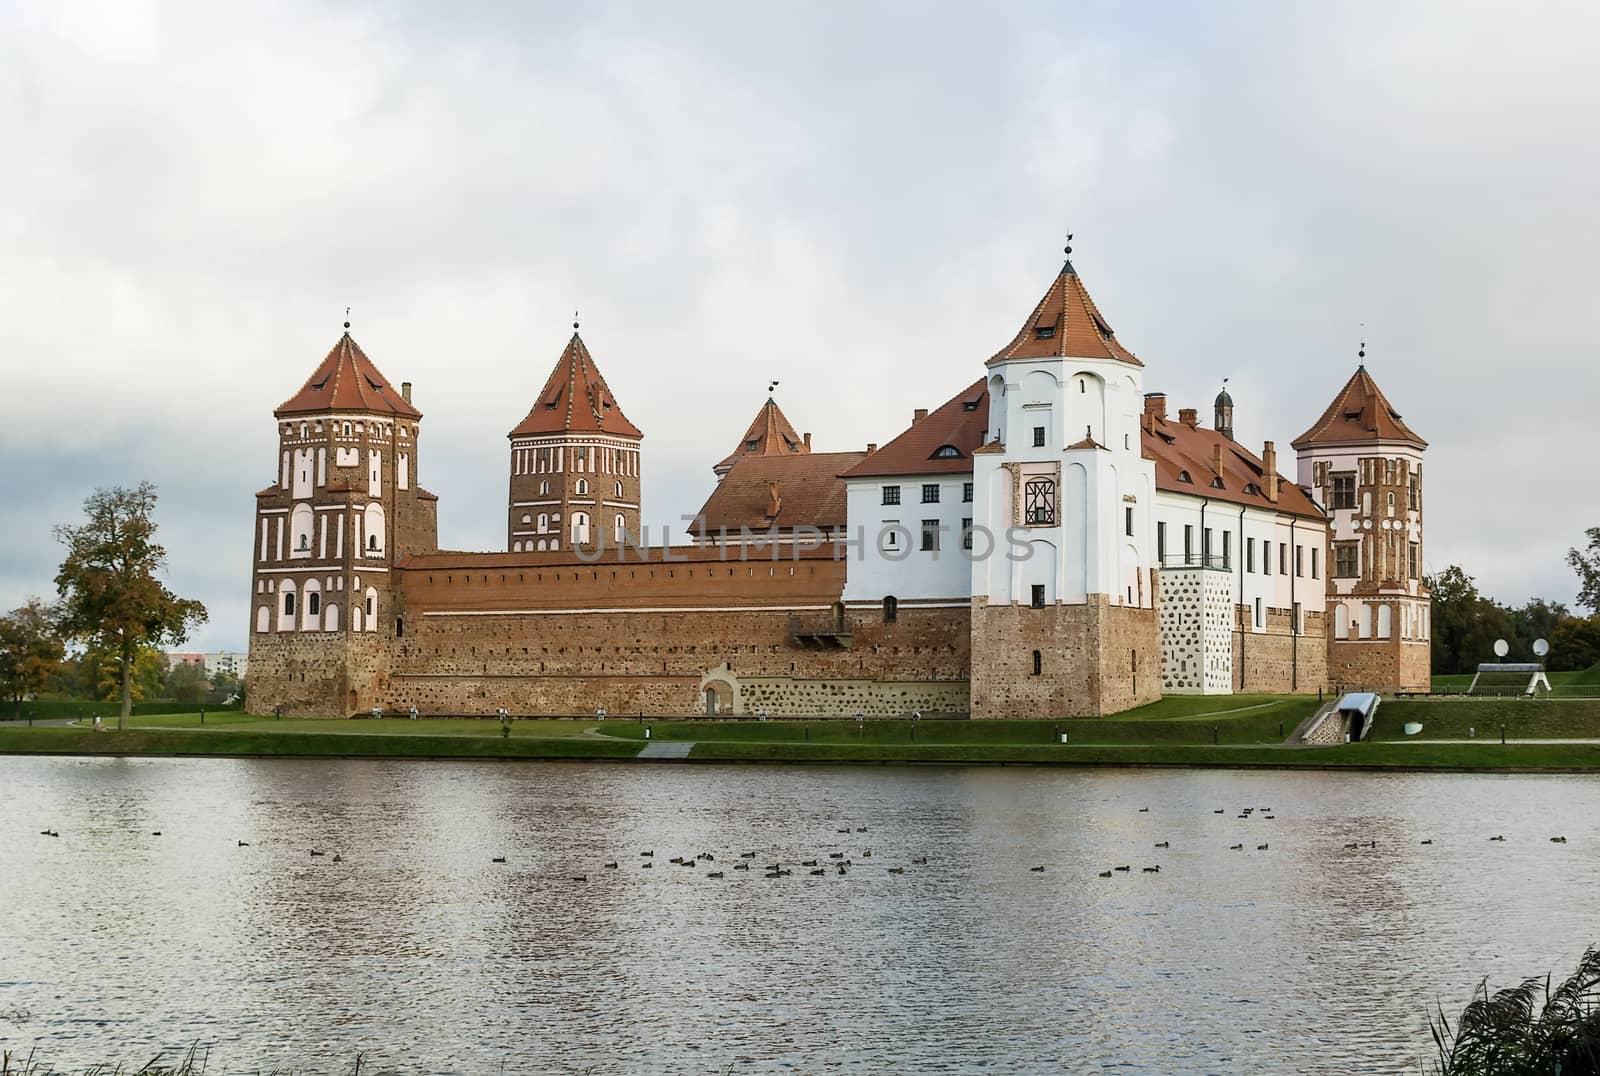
[3,1,1597,650]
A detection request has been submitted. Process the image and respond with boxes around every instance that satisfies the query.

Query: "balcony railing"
[1159,554,1231,571]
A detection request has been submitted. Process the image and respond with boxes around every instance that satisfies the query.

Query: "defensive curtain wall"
[382,543,968,718]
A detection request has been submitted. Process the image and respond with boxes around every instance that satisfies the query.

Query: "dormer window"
[1244,482,1262,496]
[930,445,962,459]
[962,399,979,412]
[1177,470,1193,484]
[1034,326,1055,339]
[1211,477,1225,489]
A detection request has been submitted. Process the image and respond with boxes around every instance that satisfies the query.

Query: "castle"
[246,250,1431,718]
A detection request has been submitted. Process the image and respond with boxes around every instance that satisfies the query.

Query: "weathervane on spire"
[343,306,350,331]
[573,309,580,332]
[1062,231,1075,272]
[768,380,780,397]
[1358,323,1366,365]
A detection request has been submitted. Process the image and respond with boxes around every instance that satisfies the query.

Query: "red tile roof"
[1291,366,1426,450]
[508,333,641,440]
[276,333,422,418]
[1143,415,1325,520]
[840,379,989,479]
[715,398,808,475]
[988,259,1142,367]
[692,451,867,535]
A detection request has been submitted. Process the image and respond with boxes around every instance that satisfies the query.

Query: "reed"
[1430,945,1600,1075]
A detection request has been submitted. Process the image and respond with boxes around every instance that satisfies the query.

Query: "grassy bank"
[2,696,1598,771]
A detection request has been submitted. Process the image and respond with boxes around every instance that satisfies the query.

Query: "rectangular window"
[1311,547,1319,579]
[1409,542,1420,579]
[1032,426,1046,447]
[308,592,320,616]
[1331,472,1356,510]
[1031,584,1046,608]
[922,483,940,504]
[1157,521,1167,562]
[1263,539,1272,575]
[1183,525,1194,563]
[962,518,973,550]
[1246,537,1256,573]
[1292,601,1302,635]
[963,481,973,503]
[1222,531,1232,570]
[1203,528,1213,563]
[882,485,901,506]
[1125,507,1134,537]
[920,519,940,552]
[1254,597,1263,628]
[1296,545,1306,577]
[1336,542,1359,578]
[1279,543,1287,576]
[883,522,900,550]
[1408,482,1419,511]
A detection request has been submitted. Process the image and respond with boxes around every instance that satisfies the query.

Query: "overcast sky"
[3,1,1597,651]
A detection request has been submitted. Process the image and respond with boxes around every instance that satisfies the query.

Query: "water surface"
[1,757,1595,1074]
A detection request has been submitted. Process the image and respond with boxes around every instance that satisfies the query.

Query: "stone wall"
[1233,607,1330,695]
[1328,636,1429,693]
[969,588,1161,719]
[246,631,392,716]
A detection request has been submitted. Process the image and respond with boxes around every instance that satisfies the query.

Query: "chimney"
[913,408,928,424]
[1212,442,1223,476]
[866,442,877,454]
[1179,407,1199,428]
[401,381,413,403]
[1143,392,1167,420]
[766,481,782,519]
[1262,440,1280,502]
[803,432,812,449]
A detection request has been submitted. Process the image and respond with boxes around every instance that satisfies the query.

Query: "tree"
[54,483,208,729]
[1551,615,1600,673]
[1569,527,1600,614]
[1426,565,1516,675]
[0,598,65,719]
[165,661,210,705]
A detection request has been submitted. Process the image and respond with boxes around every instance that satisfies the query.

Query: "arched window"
[537,513,548,532]
[538,480,549,496]
[324,603,340,631]
[1032,650,1042,676]
[343,422,352,437]
[883,595,898,623]
[364,587,378,631]
[615,481,624,498]
[302,581,322,631]
[930,445,962,459]
[614,514,626,542]
[255,606,270,633]
[575,478,589,496]
[364,502,385,556]
[290,504,314,559]
[571,512,590,544]
[521,513,532,524]
[512,541,522,552]
[395,616,404,638]
[279,581,297,632]
[536,540,547,551]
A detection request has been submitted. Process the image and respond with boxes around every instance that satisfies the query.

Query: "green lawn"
[4,695,1600,771]
[1369,698,1600,741]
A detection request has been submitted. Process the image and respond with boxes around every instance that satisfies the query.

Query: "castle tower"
[246,328,438,715]
[713,395,810,479]
[507,327,642,553]
[1293,360,1429,691]
[968,246,1161,717]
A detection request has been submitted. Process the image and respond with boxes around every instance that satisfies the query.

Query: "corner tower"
[246,327,438,715]
[1293,358,1429,691]
[713,395,810,479]
[507,326,642,553]
[968,244,1161,717]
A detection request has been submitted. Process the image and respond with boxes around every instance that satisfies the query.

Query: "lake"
[1,757,1595,1074]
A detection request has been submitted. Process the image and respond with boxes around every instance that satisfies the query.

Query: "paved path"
[637,741,695,759]
[1389,738,1600,745]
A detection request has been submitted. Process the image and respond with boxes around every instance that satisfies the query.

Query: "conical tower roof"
[714,397,808,475]
[988,257,1142,366]
[276,332,421,418]
[1292,366,1426,450]
[508,331,641,439]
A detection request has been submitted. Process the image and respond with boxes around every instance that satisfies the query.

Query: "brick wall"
[969,590,1161,719]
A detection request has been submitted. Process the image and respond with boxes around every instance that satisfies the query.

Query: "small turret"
[1214,379,1234,441]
